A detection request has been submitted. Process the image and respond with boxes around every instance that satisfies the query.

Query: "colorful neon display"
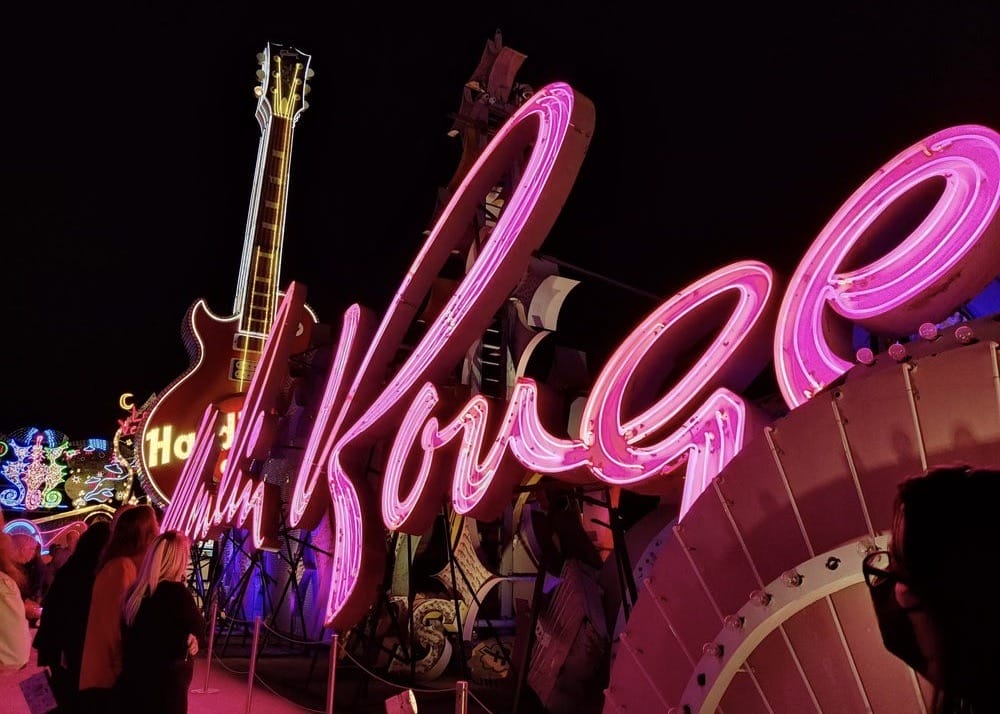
[0,427,129,511]
[165,76,1000,633]
[1,432,68,510]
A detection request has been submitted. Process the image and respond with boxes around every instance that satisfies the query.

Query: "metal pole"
[325,632,339,714]
[455,680,468,714]
[191,599,219,694]
[513,519,549,714]
[245,616,261,714]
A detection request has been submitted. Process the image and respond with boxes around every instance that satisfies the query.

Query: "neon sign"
[1,432,68,510]
[163,80,1000,632]
[774,126,1000,407]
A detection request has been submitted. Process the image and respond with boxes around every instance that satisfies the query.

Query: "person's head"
[122,530,191,626]
[8,534,40,567]
[0,532,26,591]
[47,543,67,568]
[865,464,1000,713]
[64,520,112,575]
[98,504,160,569]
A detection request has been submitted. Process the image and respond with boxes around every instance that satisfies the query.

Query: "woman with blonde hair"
[79,503,159,710]
[116,530,206,714]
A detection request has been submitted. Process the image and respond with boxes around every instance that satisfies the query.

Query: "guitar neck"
[232,43,312,344]
[234,115,294,340]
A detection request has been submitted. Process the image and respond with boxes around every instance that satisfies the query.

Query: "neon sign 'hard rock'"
[164,79,1000,632]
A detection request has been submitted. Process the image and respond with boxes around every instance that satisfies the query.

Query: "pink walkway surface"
[189,656,311,714]
[0,652,309,714]
[1,639,515,713]
[0,652,503,713]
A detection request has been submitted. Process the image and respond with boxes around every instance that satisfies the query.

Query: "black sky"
[4,3,1000,440]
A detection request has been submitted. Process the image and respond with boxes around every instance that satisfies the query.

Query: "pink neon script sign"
[167,76,1000,634]
[295,82,596,628]
[379,260,775,532]
[775,125,1000,408]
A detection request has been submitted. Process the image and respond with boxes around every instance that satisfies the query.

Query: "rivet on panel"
[723,614,745,630]
[782,569,804,587]
[955,324,976,344]
[888,342,908,362]
[702,642,723,658]
[918,322,939,341]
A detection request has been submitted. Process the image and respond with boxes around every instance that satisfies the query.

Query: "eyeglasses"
[862,549,907,589]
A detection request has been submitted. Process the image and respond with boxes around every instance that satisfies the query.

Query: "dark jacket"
[32,546,102,705]
[117,581,207,714]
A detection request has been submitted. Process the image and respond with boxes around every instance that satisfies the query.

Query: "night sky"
[4,3,1000,440]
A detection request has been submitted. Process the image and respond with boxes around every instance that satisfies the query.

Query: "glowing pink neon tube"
[289,82,594,629]
[384,261,775,525]
[775,124,1000,407]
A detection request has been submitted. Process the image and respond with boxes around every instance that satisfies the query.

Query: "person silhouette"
[118,530,206,714]
[79,504,159,711]
[864,464,1000,713]
[33,519,112,712]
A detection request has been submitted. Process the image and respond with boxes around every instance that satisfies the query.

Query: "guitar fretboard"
[236,114,293,338]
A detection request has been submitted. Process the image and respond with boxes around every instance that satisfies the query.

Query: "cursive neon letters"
[774,124,1000,407]
[165,80,1000,633]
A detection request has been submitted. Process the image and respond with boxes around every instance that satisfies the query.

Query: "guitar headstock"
[254,42,314,121]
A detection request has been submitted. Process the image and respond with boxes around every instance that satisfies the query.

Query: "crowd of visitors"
[0,505,206,714]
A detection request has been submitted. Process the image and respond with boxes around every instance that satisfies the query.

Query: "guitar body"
[138,42,315,506]
[138,300,245,506]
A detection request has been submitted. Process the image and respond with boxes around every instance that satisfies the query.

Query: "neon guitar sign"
[139,43,315,506]
[163,82,1000,632]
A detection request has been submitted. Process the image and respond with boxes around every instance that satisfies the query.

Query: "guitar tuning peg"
[256,52,265,63]
[303,84,311,95]
[302,100,310,110]
[256,69,265,80]
[306,68,315,79]
[254,85,264,98]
